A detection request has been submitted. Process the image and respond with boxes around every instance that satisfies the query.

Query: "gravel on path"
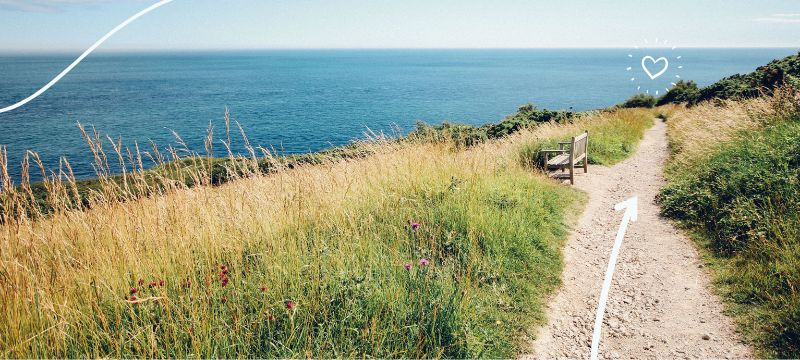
[521,120,751,359]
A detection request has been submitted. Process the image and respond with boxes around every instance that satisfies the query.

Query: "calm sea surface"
[0,48,796,181]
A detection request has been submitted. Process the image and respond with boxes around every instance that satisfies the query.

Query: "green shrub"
[656,52,800,106]
[657,80,700,106]
[694,52,800,104]
[620,94,656,108]
[659,119,800,358]
[409,104,574,148]
[408,120,489,147]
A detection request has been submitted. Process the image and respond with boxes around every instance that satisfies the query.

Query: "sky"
[0,0,799,52]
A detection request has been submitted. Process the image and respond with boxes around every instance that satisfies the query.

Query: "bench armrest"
[558,141,572,150]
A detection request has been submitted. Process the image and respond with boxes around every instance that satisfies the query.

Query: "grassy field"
[659,90,800,358]
[0,108,653,358]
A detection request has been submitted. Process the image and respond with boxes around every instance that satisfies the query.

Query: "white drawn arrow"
[0,0,175,114]
[590,196,638,360]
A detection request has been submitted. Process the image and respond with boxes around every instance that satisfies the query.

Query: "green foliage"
[694,52,800,104]
[656,80,700,106]
[659,119,800,358]
[408,104,574,148]
[620,94,656,108]
[408,121,489,147]
[644,52,800,106]
[498,104,574,137]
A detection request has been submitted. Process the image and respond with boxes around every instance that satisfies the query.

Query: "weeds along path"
[522,120,752,359]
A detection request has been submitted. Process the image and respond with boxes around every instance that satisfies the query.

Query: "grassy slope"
[0,108,653,358]
[658,95,800,358]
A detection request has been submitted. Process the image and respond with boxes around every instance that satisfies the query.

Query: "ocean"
[0,48,796,181]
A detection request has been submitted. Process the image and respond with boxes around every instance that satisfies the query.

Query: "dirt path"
[522,120,751,359]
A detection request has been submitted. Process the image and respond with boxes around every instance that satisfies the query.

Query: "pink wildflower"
[404,263,413,270]
[129,287,138,294]
[286,300,295,310]
[419,258,430,266]
[410,221,420,230]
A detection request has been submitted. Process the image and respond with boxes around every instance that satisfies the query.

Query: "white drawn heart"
[641,56,669,80]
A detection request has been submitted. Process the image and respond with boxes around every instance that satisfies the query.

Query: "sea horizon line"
[1,46,798,56]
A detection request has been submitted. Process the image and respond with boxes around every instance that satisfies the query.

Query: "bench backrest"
[570,131,588,164]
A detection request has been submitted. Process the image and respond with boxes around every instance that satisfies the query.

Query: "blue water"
[0,48,796,181]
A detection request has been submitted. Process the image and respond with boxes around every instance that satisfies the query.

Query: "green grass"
[659,117,800,358]
[516,109,654,168]
[1,155,583,358]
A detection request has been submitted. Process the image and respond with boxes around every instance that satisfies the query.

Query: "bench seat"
[547,153,571,166]
[539,131,589,185]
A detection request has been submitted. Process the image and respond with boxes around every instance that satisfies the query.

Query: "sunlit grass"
[0,108,650,358]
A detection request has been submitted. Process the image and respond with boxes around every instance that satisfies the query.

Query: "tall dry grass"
[662,96,780,174]
[0,108,649,357]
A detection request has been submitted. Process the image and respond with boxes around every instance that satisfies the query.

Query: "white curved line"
[0,0,175,114]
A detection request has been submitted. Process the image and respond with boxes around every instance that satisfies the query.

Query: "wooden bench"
[539,131,588,185]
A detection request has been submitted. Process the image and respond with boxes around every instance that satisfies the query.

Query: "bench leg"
[583,159,588,173]
[569,163,574,185]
